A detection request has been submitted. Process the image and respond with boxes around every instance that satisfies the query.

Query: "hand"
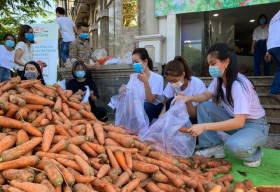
[174,92,191,103]
[120,86,128,94]
[251,48,254,55]
[264,52,271,62]
[76,89,84,96]
[85,64,95,70]
[90,90,94,96]
[137,73,148,84]
[179,124,207,137]
[93,61,101,70]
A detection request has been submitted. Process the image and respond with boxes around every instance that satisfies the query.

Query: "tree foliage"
[0,0,56,41]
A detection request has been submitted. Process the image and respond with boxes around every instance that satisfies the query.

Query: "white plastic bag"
[109,75,149,135]
[104,58,123,65]
[57,79,66,90]
[139,99,195,157]
[81,86,90,103]
[91,48,108,60]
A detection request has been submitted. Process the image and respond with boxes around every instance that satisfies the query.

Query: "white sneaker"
[195,144,225,158]
[243,159,261,168]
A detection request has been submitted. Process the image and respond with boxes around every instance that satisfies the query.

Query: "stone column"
[143,0,159,35]
[166,14,180,62]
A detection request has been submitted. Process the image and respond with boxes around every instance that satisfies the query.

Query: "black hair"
[22,61,45,85]
[164,56,192,80]
[72,60,91,79]
[3,34,16,42]
[258,14,268,25]
[56,7,65,15]
[207,43,249,107]
[132,48,153,70]
[77,22,89,30]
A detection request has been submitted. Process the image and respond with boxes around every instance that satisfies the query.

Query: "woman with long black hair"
[178,43,269,167]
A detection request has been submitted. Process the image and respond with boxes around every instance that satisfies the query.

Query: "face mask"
[5,40,15,48]
[133,63,145,73]
[75,71,86,78]
[24,72,38,80]
[171,76,184,89]
[259,19,266,25]
[209,66,224,78]
[25,33,34,42]
[80,33,88,40]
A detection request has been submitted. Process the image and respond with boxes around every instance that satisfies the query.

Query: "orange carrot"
[66,144,88,161]
[31,112,47,126]
[125,152,132,170]
[78,128,86,136]
[146,182,164,192]
[58,111,72,128]
[3,168,35,182]
[73,183,95,192]
[20,92,55,106]
[0,76,21,92]
[26,110,37,122]
[87,142,106,154]
[114,172,130,188]
[97,164,111,178]
[152,171,169,183]
[80,143,98,157]
[54,84,67,102]
[160,168,185,188]
[148,151,179,166]
[22,122,42,136]
[5,108,17,118]
[40,179,56,192]
[30,87,45,97]
[62,103,70,117]
[108,168,119,182]
[42,157,63,186]
[56,158,82,172]
[0,101,19,111]
[35,151,73,160]
[86,123,94,141]
[89,158,103,170]
[114,150,132,175]
[74,155,94,176]
[67,167,95,183]
[55,125,70,138]
[121,178,141,192]
[103,125,127,134]
[106,148,122,174]
[15,107,29,121]
[72,124,85,133]
[80,108,96,120]
[107,132,135,148]
[67,129,78,137]
[40,118,50,126]
[42,124,56,152]
[52,135,69,144]
[43,106,53,120]
[0,155,40,170]
[50,159,75,187]
[68,136,87,145]
[10,180,49,192]
[256,186,280,192]
[69,112,82,120]
[66,101,82,111]
[132,160,159,173]
[34,172,47,183]
[106,145,138,154]
[0,137,42,162]
[24,104,44,111]
[0,109,4,116]
[105,138,122,146]
[48,139,68,153]
[243,179,254,190]
[2,185,26,192]
[9,94,18,104]
[33,83,56,98]
[131,172,149,181]
[215,174,234,183]
[0,135,16,153]
[157,183,180,192]
[64,90,73,98]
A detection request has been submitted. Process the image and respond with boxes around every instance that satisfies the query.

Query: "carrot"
[68,97,80,103]
[0,137,42,162]
[42,125,56,152]
[74,155,94,176]
[73,183,96,192]
[115,172,130,188]
[15,107,29,121]
[34,172,47,183]
[17,87,31,93]
[40,118,50,126]
[3,168,35,182]
[67,167,95,183]
[114,150,132,175]
[42,157,63,186]
[50,159,75,187]
[66,101,82,111]
[106,148,122,174]
[95,164,110,179]
[54,84,67,102]
[89,159,103,170]
[32,112,47,126]
[233,181,245,192]
[0,76,21,92]
[35,151,73,160]
[0,92,10,102]
[43,106,53,120]
[5,108,18,118]
[33,83,56,98]
[0,101,19,111]
[93,123,105,145]
[148,151,179,166]
[0,171,5,185]
[69,112,82,120]
[63,185,72,192]
[103,125,127,134]
[30,87,45,97]
[0,109,4,115]
[72,124,86,133]
[256,186,280,192]
[0,155,39,170]
[85,123,94,141]
[78,128,86,136]
[80,143,98,157]
[186,170,205,192]
[40,179,56,192]
[22,122,43,136]
[10,180,50,192]
[160,168,185,188]
[55,125,70,138]
[108,168,119,182]
[64,90,73,98]
[9,94,18,104]
[67,129,78,137]
[66,144,88,161]
[134,140,148,150]
[206,166,230,176]
[62,103,70,117]
[106,146,138,154]
[178,174,198,188]
[215,174,234,183]
[243,179,254,190]
[87,142,106,154]
[107,132,135,148]
[2,185,25,192]
[24,104,44,111]
[58,111,72,128]
[157,183,182,192]
[80,108,96,120]
[52,135,69,144]
[132,160,159,173]
[49,139,68,153]
[121,178,140,192]
[56,158,82,172]
[20,92,55,106]
[133,186,146,192]
[124,152,132,170]
[178,162,189,172]
[152,171,169,183]
[146,181,164,192]
[59,151,75,159]
[131,172,149,181]
[0,135,16,153]
[26,111,37,122]
[105,138,122,146]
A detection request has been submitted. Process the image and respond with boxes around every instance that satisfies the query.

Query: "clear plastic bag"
[91,48,108,60]
[139,99,195,157]
[57,79,66,90]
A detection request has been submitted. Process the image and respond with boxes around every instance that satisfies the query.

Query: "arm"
[69,42,78,64]
[186,102,197,119]
[144,81,157,103]
[73,26,78,35]
[176,91,213,104]
[90,90,97,102]
[251,40,256,54]
[14,49,25,66]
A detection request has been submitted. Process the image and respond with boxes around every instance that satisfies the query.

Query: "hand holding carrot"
[179,124,207,137]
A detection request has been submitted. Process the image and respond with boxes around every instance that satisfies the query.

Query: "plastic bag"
[91,48,108,60]
[57,79,66,90]
[139,99,195,157]
[81,86,90,103]
[109,75,149,135]
[104,58,123,65]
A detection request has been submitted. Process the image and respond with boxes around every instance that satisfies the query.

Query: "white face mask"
[171,76,184,89]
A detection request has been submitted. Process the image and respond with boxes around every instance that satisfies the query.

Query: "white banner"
[31,23,58,85]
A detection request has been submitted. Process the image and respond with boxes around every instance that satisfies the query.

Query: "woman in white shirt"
[0,34,16,82]
[178,43,269,168]
[251,14,270,76]
[120,48,164,124]
[162,56,206,124]
[14,25,46,78]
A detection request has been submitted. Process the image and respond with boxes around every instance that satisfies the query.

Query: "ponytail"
[164,56,191,80]
[132,48,153,71]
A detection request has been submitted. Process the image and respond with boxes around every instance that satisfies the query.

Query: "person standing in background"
[0,34,16,82]
[56,7,77,64]
[265,10,280,100]
[251,14,270,76]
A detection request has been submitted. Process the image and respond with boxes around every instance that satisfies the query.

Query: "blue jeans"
[254,40,270,76]
[268,47,280,95]
[60,41,71,62]
[144,102,163,124]
[197,101,269,161]
[0,67,11,82]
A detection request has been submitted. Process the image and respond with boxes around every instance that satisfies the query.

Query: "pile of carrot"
[0,77,279,192]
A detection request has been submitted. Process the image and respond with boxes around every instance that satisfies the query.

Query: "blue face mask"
[209,66,223,78]
[25,33,34,42]
[259,19,266,25]
[5,40,15,48]
[80,33,88,40]
[133,63,144,73]
[75,71,86,78]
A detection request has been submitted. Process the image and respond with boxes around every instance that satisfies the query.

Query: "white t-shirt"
[207,73,265,119]
[126,72,164,105]
[163,76,206,106]
[267,10,280,50]
[56,17,75,42]
[252,25,268,41]
[0,45,15,70]
[14,42,33,71]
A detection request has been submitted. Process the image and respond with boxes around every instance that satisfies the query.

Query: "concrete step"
[258,93,280,105]
[262,105,280,118]
[254,84,270,94]
[267,117,280,133]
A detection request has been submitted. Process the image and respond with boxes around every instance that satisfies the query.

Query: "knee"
[144,102,153,112]
[197,101,212,112]
[225,140,256,158]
